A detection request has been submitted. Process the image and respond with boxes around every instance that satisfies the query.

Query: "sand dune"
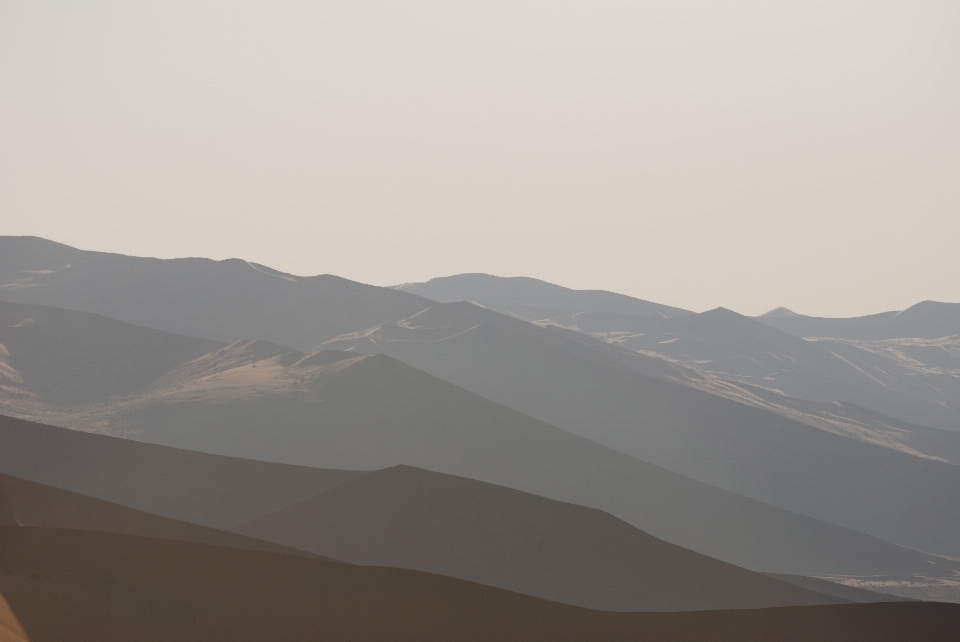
[2,527,958,642]
[236,465,841,611]
[0,473,327,559]
[324,302,960,558]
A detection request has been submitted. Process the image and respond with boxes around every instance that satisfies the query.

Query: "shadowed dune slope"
[0,237,434,351]
[236,465,841,611]
[324,303,960,557]
[0,473,327,560]
[2,527,959,642]
[0,415,365,529]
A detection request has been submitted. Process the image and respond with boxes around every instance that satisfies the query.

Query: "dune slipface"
[2,527,960,642]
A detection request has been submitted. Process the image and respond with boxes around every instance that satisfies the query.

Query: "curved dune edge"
[0,595,29,642]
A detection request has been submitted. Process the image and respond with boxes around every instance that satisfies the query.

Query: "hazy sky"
[2,2,958,317]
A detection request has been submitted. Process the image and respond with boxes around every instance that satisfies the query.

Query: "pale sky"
[2,2,958,317]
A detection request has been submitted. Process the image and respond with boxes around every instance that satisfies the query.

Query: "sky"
[2,2,958,317]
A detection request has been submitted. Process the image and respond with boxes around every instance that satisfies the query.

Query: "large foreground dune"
[2,527,959,642]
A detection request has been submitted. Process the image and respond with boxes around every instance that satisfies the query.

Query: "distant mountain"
[761,307,802,318]
[324,303,960,558]
[758,301,960,341]
[235,464,839,612]
[575,306,960,432]
[394,273,692,319]
[0,473,318,559]
[4,527,957,642]
[0,236,433,350]
[0,236,123,279]
[394,273,960,431]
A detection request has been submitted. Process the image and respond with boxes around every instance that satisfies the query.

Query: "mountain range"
[1,236,958,639]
